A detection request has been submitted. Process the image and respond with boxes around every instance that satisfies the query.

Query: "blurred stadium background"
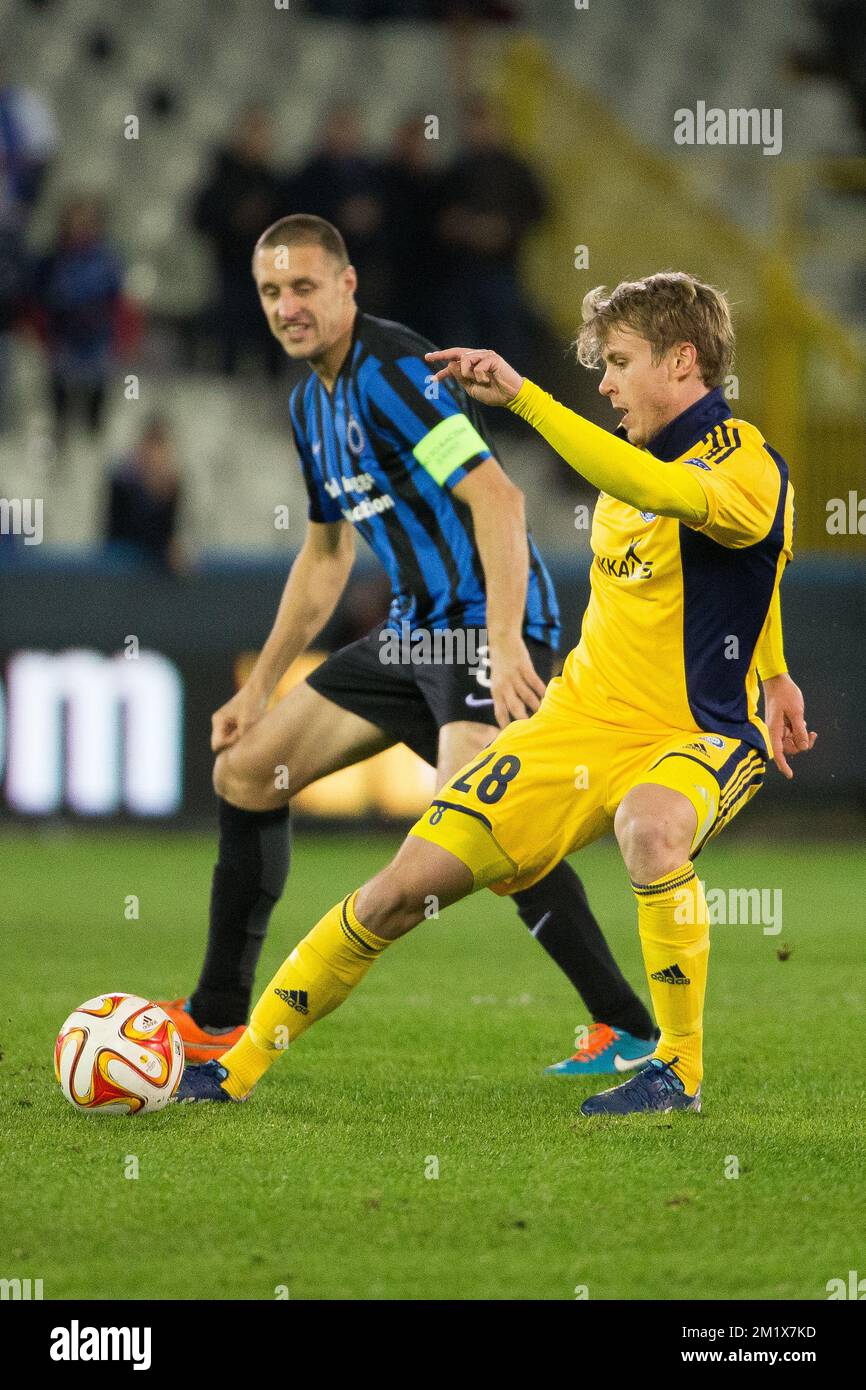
[5,2,866,1308]
[1,0,864,829]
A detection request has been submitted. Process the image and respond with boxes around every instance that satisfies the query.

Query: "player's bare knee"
[212,749,233,800]
[615,787,695,881]
[213,746,286,811]
[212,747,253,804]
[355,865,426,940]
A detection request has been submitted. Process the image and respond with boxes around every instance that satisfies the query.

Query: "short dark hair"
[253,214,349,269]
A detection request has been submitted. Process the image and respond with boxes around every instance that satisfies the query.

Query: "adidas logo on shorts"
[274,987,309,1014]
[650,963,691,986]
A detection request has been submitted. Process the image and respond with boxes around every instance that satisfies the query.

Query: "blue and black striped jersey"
[289,313,560,646]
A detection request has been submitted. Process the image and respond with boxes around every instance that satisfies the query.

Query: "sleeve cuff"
[506,378,537,416]
[758,662,789,681]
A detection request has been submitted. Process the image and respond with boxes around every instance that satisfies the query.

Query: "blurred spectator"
[0,221,30,432]
[381,112,441,336]
[287,101,391,316]
[33,195,123,445]
[192,104,286,376]
[798,1,866,139]
[0,61,57,228]
[106,417,185,574]
[0,62,57,428]
[435,95,547,366]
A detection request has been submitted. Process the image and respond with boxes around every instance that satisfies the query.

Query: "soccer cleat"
[544,1022,659,1076]
[158,997,245,1063]
[175,1060,241,1104]
[579,1057,701,1116]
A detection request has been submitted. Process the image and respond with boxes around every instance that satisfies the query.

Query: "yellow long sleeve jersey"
[509,381,794,756]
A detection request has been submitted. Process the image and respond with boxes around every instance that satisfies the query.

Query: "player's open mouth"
[283,322,313,338]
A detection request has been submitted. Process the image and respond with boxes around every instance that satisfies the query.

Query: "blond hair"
[575,271,734,388]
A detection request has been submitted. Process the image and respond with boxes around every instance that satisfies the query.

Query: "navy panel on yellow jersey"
[563,387,794,755]
[289,313,559,647]
[679,442,788,743]
[639,389,792,749]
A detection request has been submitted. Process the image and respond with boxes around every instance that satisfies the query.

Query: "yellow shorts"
[409,675,767,894]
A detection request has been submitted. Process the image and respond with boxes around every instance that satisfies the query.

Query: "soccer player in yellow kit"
[178,271,815,1116]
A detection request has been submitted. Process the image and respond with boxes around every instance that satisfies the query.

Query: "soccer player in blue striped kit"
[160,216,804,1077]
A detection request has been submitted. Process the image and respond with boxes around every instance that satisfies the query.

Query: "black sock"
[190,799,290,1028]
[510,859,656,1040]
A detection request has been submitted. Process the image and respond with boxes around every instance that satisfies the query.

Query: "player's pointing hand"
[424,347,524,407]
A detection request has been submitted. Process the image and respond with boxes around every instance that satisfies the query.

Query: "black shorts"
[306,622,560,767]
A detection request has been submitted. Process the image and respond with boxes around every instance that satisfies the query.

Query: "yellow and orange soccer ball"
[54,993,184,1115]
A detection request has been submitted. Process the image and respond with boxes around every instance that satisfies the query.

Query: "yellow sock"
[219,891,390,1098]
[633,863,709,1094]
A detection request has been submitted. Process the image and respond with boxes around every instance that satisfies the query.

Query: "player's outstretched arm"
[211,520,355,752]
[426,351,708,523]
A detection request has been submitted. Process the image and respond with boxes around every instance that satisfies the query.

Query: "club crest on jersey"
[704,735,725,748]
[346,416,366,456]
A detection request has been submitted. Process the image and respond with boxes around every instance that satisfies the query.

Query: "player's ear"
[342,264,358,297]
[671,341,698,380]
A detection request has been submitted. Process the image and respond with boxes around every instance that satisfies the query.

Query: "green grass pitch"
[3,825,864,1301]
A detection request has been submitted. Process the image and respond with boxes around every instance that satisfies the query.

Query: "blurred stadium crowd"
[1,0,864,576]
